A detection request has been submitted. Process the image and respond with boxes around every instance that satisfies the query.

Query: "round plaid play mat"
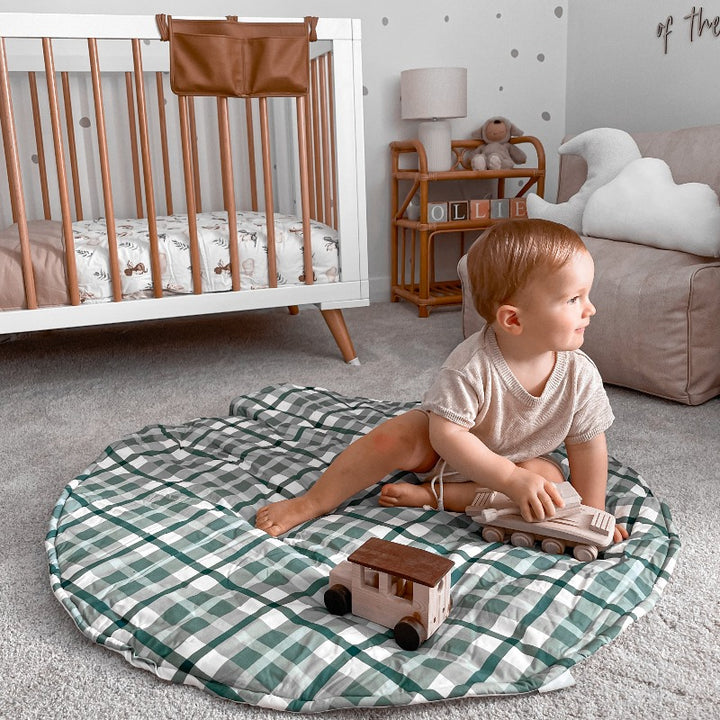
[46,384,680,711]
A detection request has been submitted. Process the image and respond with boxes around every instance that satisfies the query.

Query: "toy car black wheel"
[394,616,426,651]
[324,584,352,615]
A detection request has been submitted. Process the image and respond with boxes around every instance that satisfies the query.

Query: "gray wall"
[566,0,720,134]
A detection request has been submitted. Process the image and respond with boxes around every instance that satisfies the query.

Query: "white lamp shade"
[400,67,467,120]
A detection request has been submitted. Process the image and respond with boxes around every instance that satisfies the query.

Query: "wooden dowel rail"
[131,38,163,298]
[319,57,332,229]
[61,71,83,221]
[0,36,37,308]
[296,95,313,285]
[42,37,80,305]
[28,71,51,220]
[178,95,202,294]
[244,98,258,212]
[124,72,144,218]
[155,72,173,216]
[216,96,240,291]
[88,37,122,303]
[259,96,277,288]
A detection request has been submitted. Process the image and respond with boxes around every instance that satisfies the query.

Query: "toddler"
[256,218,628,543]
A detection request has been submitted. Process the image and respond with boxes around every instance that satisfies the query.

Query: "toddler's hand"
[505,466,565,522]
[613,523,629,543]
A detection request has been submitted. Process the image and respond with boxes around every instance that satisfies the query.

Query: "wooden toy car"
[465,482,615,562]
[324,537,454,650]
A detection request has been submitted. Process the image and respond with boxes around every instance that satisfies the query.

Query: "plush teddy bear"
[470,116,527,171]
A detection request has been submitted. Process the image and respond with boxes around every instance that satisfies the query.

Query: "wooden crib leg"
[288,305,300,315]
[320,308,360,365]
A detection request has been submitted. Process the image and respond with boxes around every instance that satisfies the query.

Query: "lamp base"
[418,120,452,172]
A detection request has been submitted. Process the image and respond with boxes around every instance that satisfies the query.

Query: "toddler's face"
[512,250,596,353]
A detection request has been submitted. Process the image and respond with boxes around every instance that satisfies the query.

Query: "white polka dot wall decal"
[496,13,502,19]
[511,49,519,58]
[31,154,38,164]
[542,111,551,121]
[537,53,545,62]
[499,86,504,91]
[555,6,563,18]
[79,117,91,128]
[444,15,449,22]
[382,17,389,26]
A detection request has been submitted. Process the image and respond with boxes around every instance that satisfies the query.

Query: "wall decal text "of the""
[657,6,720,53]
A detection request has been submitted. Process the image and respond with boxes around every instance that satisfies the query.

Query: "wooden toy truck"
[324,537,454,650]
[465,482,615,562]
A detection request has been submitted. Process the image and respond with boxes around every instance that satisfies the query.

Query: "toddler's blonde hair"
[467,218,587,323]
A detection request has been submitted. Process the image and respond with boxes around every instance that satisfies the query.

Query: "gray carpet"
[1,302,718,719]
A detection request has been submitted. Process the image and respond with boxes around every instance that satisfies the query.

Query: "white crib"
[0,13,368,362]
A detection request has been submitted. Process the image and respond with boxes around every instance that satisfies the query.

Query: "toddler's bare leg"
[518,457,565,484]
[381,456,565,512]
[380,480,480,512]
[255,410,438,536]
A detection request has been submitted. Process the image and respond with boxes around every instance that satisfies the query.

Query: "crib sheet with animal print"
[72,211,339,301]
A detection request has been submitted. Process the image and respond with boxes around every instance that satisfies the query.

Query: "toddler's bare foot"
[255,497,320,537]
[379,482,437,509]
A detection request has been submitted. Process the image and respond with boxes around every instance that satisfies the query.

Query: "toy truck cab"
[324,537,454,650]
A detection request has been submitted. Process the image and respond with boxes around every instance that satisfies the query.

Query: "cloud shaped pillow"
[582,157,720,258]
[526,128,641,233]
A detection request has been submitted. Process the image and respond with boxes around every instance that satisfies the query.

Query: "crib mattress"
[0,212,339,310]
[47,384,680,711]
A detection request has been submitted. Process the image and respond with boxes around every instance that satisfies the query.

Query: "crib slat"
[28,72,51,220]
[88,38,122,303]
[325,52,338,230]
[155,72,173,216]
[131,39,162,298]
[124,72,144,218]
[319,58,332,230]
[188,98,202,213]
[310,60,323,224]
[61,72,83,221]
[296,95,313,286]
[217,96,240,291]
[0,36,38,308]
[178,95,202,294]
[42,38,80,306]
[259,97,277,288]
[245,98,258,212]
[303,82,315,221]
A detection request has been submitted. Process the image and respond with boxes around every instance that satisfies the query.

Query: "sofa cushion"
[558,124,720,203]
[581,236,720,405]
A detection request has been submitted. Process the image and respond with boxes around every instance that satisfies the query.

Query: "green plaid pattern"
[46,384,680,711]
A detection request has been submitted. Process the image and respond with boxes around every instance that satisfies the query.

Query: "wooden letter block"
[448,200,468,222]
[427,201,447,222]
[490,199,510,219]
[469,199,490,220]
[510,198,528,218]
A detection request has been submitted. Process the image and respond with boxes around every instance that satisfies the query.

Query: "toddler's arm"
[565,433,628,543]
[427,412,564,522]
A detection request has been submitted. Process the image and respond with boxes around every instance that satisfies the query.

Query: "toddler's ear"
[495,304,522,335]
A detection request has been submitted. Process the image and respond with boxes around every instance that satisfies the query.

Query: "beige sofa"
[458,125,720,405]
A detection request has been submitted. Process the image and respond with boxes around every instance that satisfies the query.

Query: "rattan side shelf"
[390,137,546,317]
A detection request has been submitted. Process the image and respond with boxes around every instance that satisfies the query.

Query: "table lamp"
[400,67,467,172]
